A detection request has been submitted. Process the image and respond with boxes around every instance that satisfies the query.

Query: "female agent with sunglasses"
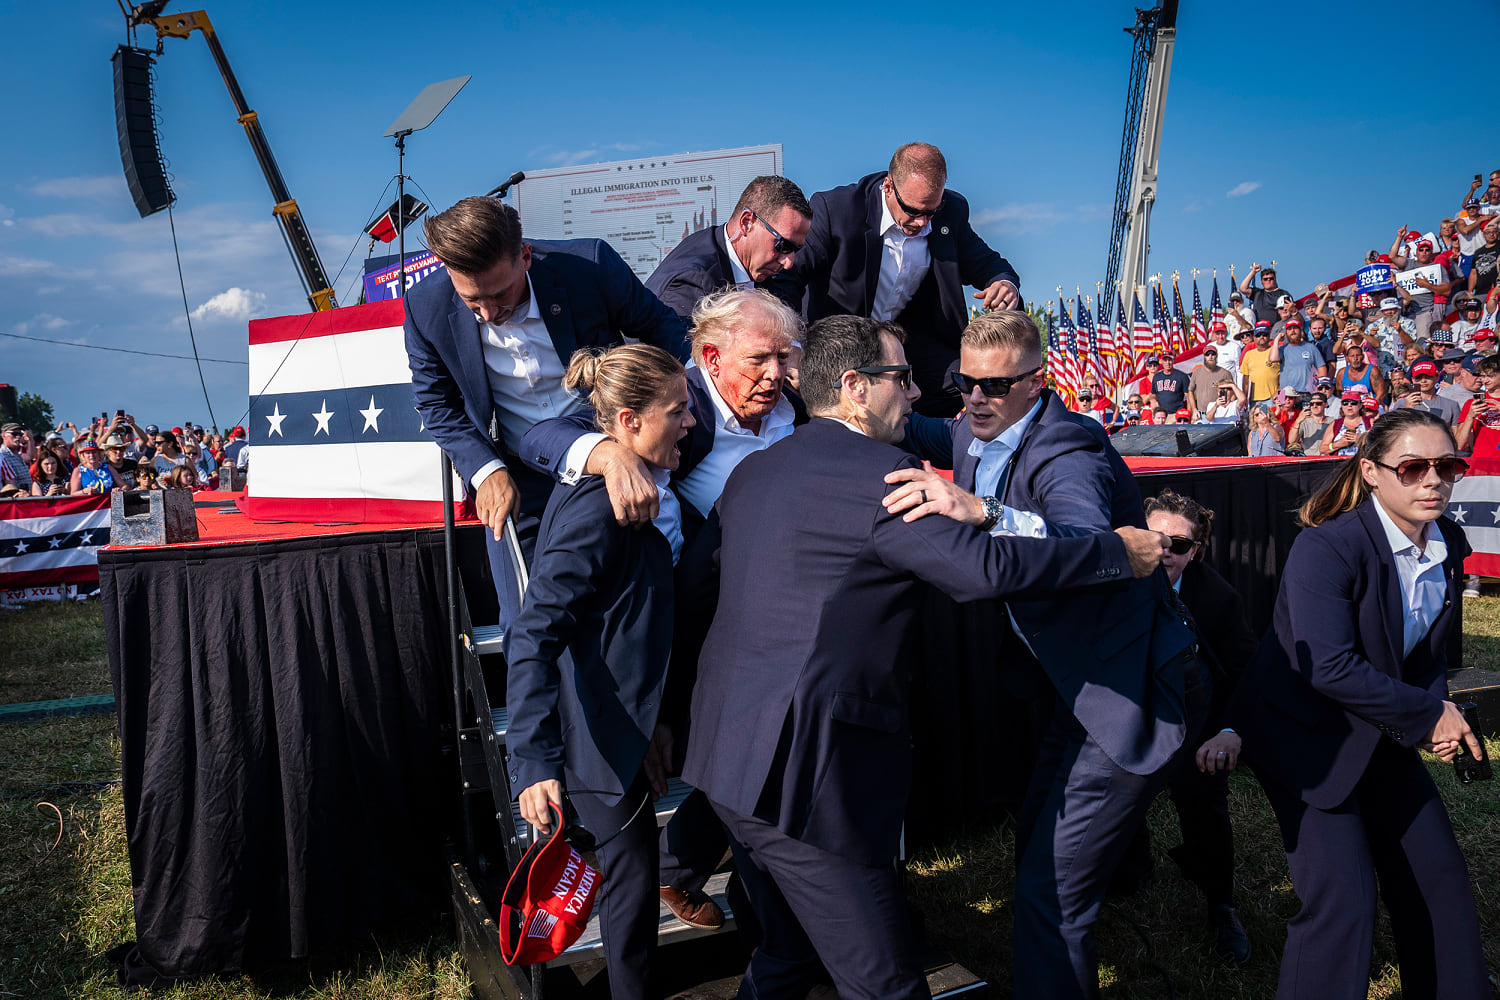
[506,343,696,1000]
[1231,408,1487,1000]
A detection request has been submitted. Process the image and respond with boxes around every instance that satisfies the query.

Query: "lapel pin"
[940,226,949,235]
[550,304,562,315]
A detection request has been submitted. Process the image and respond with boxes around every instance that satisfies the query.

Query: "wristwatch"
[978,495,1003,531]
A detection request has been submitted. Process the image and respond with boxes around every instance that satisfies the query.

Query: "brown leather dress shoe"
[659,885,724,929]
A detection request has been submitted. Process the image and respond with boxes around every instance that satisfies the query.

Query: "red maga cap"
[499,803,599,966]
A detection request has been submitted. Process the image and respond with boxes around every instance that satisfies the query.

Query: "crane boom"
[1104,0,1176,306]
[125,4,337,311]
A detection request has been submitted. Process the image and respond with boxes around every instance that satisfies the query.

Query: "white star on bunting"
[1451,505,1468,523]
[266,403,288,438]
[312,400,335,436]
[359,395,384,433]
[14,539,28,554]
[49,536,62,549]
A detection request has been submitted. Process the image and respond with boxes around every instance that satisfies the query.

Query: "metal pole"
[396,133,407,300]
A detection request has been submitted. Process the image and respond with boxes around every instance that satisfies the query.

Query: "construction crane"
[118,2,338,311]
[1104,0,1177,305]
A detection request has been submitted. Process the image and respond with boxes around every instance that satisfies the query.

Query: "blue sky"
[3,0,1497,431]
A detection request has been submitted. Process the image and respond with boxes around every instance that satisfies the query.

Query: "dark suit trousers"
[481,460,552,630]
[658,787,726,892]
[1012,704,1170,1000]
[1162,733,1234,905]
[569,773,662,1000]
[709,800,928,1000]
[1259,739,1487,1000]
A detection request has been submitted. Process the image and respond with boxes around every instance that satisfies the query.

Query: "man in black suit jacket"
[772,142,1021,416]
[403,196,687,627]
[646,176,811,320]
[684,314,1171,1000]
[883,311,1199,999]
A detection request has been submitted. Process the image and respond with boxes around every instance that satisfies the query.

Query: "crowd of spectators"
[1075,168,1500,471]
[0,412,248,500]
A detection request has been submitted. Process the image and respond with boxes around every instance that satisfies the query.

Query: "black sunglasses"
[890,181,943,222]
[953,366,1042,398]
[1372,456,1469,486]
[853,364,913,390]
[749,210,802,255]
[1166,535,1200,556]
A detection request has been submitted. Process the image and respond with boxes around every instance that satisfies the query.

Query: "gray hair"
[689,289,802,367]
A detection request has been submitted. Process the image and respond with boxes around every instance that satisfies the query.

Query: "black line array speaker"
[1109,422,1244,457]
[113,46,175,218]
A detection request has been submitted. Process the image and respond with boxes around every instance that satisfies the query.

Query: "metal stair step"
[470,623,505,657]
[549,869,737,967]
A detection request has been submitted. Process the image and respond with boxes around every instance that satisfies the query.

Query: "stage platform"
[99,460,1500,986]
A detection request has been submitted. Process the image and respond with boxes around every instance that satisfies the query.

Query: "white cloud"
[0,255,57,275]
[30,176,126,200]
[190,287,266,322]
[971,202,1105,236]
[11,313,74,335]
[1226,181,1261,198]
[527,142,654,167]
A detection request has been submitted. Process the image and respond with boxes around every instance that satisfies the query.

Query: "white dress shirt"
[650,466,684,565]
[674,372,796,517]
[871,197,932,322]
[721,227,754,290]
[470,277,582,489]
[1371,498,1449,659]
[969,397,1048,538]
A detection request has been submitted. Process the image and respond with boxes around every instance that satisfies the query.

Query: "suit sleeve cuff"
[472,459,507,492]
[989,506,1048,538]
[561,433,609,485]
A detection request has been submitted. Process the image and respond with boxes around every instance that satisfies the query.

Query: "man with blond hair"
[774,142,1022,416]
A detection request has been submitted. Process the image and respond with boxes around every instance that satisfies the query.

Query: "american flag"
[1191,279,1207,347]
[1171,279,1188,355]
[1077,296,1107,394]
[1131,290,1154,374]
[246,300,465,523]
[1209,276,1225,327]
[1151,283,1168,356]
[0,494,111,589]
[1045,305,1064,398]
[1052,301,1080,404]
[1115,289,1132,386]
[1096,289,1117,365]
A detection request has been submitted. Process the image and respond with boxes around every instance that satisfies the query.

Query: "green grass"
[0,600,112,704]
[4,598,1500,998]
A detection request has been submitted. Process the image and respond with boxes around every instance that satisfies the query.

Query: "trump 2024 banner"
[244,300,462,523]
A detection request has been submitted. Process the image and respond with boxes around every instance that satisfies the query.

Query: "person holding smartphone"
[1231,409,1488,1000]
[1454,353,1500,452]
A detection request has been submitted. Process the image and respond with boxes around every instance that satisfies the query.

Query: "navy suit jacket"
[951,390,1192,776]
[682,418,1135,866]
[645,225,762,319]
[772,172,1018,397]
[1231,501,1468,809]
[503,476,677,807]
[404,238,689,487]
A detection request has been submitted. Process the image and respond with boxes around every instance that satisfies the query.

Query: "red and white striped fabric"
[1449,456,1500,577]
[245,300,464,523]
[0,494,111,588]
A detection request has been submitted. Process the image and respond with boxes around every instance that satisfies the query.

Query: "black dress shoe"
[1210,903,1251,966]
